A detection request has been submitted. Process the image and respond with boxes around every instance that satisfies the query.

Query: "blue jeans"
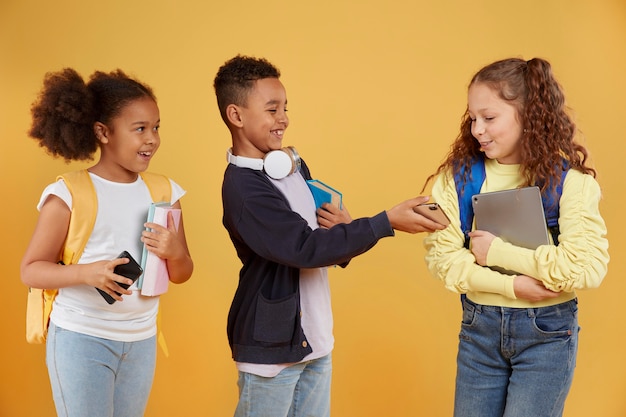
[454,297,579,417]
[234,354,332,417]
[46,322,157,417]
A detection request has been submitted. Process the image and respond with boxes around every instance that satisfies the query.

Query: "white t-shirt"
[38,172,185,342]
[236,172,334,377]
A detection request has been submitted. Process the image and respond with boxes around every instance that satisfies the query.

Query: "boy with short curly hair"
[214,54,445,417]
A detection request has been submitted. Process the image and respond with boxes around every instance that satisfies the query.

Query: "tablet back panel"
[472,186,550,249]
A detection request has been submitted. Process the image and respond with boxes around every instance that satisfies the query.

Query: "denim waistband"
[462,295,578,317]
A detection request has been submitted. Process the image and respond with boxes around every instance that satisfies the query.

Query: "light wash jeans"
[234,353,332,417]
[454,297,579,417]
[46,322,156,417]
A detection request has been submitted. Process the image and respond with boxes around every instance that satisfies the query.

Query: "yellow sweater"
[423,159,609,308]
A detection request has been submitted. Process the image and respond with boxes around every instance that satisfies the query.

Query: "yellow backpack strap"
[139,171,172,357]
[56,170,97,331]
[140,172,172,204]
[27,170,96,344]
[58,170,98,265]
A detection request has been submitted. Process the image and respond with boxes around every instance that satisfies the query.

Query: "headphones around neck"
[226,147,301,180]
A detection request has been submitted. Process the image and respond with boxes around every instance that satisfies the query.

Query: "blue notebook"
[306,179,342,209]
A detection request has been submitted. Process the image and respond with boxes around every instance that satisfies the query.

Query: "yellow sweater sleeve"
[423,171,517,300]
[487,170,609,292]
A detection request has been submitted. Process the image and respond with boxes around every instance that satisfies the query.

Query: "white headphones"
[226,147,301,180]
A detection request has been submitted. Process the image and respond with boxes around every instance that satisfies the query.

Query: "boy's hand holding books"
[316,203,352,229]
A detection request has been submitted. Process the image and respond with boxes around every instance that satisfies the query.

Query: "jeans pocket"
[253,293,298,344]
[461,300,478,327]
[532,302,578,338]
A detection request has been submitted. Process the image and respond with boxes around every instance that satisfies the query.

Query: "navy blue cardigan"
[222,159,394,364]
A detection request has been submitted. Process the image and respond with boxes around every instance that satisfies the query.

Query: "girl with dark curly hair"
[422,57,609,417]
[21,68,193,417]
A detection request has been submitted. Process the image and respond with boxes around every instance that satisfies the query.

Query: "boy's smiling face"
[233,77,289,158]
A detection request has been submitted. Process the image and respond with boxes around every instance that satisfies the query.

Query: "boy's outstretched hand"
[387,196,448,234]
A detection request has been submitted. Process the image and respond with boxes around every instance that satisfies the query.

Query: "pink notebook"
[139,203,181,296]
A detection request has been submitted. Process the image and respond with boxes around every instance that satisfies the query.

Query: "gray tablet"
[472,186,550,250]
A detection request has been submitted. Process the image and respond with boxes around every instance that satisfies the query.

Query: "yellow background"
[2,0,625,416]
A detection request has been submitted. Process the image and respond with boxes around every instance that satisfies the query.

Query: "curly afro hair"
[28,68,155,162]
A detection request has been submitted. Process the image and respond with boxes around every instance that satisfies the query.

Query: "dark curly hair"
[424,57,595,202]
[28,68,156,161]
[213,55,281,124]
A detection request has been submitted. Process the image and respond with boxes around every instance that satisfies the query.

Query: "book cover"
[306,179,342,209]
[138,202,181,296]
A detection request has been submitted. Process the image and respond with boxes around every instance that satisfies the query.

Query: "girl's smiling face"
[96,96,161,181]
[468,82,522,165]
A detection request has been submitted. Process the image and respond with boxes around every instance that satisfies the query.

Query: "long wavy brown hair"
[424,57,595,201]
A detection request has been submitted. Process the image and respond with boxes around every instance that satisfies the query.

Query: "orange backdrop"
[1,0,625,416]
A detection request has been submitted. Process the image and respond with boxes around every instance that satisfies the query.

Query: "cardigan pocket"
[253,293,298,344]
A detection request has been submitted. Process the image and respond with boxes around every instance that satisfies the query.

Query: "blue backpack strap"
[454,157,486,249]
[538,161,568,246]
[454,157,485,306]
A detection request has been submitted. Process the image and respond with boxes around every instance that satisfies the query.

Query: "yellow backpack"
[25,170,172,355]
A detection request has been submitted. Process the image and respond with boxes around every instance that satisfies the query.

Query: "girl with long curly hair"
[422,57,609,417]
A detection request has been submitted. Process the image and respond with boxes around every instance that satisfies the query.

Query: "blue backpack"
[454,157,568,249]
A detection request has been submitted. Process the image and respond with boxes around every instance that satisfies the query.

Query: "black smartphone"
[413,202,451,226]
[96,251,143,305]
